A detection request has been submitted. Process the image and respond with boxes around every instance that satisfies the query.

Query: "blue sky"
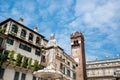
[0,0,120,61]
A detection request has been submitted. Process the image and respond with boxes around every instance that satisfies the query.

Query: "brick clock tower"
[70,32,86,80]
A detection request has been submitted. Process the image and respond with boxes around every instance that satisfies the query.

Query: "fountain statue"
[45,34,57,70]
[33,34,64,80]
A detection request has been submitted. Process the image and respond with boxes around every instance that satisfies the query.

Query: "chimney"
[96,56,98,61]
[34,26,38,32]
[105,55,108,60]
[19,17,24,24]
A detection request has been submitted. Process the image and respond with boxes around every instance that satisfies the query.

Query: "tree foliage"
[0,28,6,33]
[28,58,32,69]
[32,60,39,71]
[21,56,28,68]
[0,52,8,68]
[16,53,22,66]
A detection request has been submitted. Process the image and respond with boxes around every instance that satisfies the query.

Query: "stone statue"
[45,34,57,70]
[34,34,65,79]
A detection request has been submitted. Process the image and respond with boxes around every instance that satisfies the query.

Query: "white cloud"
[65,0,120,61]
[0,0,120,61]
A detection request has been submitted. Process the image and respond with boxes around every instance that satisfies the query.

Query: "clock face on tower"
[72,48,80,56]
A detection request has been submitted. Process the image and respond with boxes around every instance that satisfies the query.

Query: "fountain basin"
[33,69,63,79]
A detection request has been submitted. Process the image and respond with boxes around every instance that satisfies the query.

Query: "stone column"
[17,26,21,37]
[5,21,11,35]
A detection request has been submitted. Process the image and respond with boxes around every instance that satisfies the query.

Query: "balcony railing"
[87,74,113,78]
[87,64,120,70]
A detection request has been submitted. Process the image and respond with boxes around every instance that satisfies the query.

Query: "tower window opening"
[74,40,79,45]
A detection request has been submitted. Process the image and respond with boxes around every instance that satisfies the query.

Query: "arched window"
[29,33,33,41]
[74,40,78,45]
[11,25,18,33]
[21,29,26,37]
[36,37,40,44]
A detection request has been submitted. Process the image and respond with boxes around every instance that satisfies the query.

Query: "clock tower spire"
[70,32,86,80]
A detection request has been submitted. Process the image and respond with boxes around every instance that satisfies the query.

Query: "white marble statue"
[45,34,57,70]
[33,34,64,79]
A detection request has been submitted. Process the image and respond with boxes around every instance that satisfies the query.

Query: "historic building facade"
[0,18,86,80]
[86,58,120,80]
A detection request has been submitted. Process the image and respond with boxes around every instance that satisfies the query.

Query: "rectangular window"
[33,76,36,80]
[73,65,76,69]
[62,59,65,62]
[24,45,27,50]
[67,69,71,77]
[41,55,45,62]
[14,72,19,80]
[7,38,14,45]
[0,68,4,78]
[19,43,31,52]
[67,61,70,66]
[63,67,65,74]
[21,73,26,80]
[27,47,31,52]
[60,63,63,70]
[19,43,24,49]
[73,73,76,79]
[35,50,40,56]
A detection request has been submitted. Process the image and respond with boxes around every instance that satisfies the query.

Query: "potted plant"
[27,58,33,73]
[11,31,17,36]
[21,56,28,68]
[0,53,8,68]
[31,60,39,71]
[15,53,22,71]
[0,28,6,33]
[36,42,40,46]
[3,51,10,66]
[28,58,32,69]
[9,50,15,63]
[16,53,22,66]
[20,36,25,40]
[21,56,28,73]
[28,40,33,44]
[8,50,15,68]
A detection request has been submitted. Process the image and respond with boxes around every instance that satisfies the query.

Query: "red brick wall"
[71,32,86,80]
